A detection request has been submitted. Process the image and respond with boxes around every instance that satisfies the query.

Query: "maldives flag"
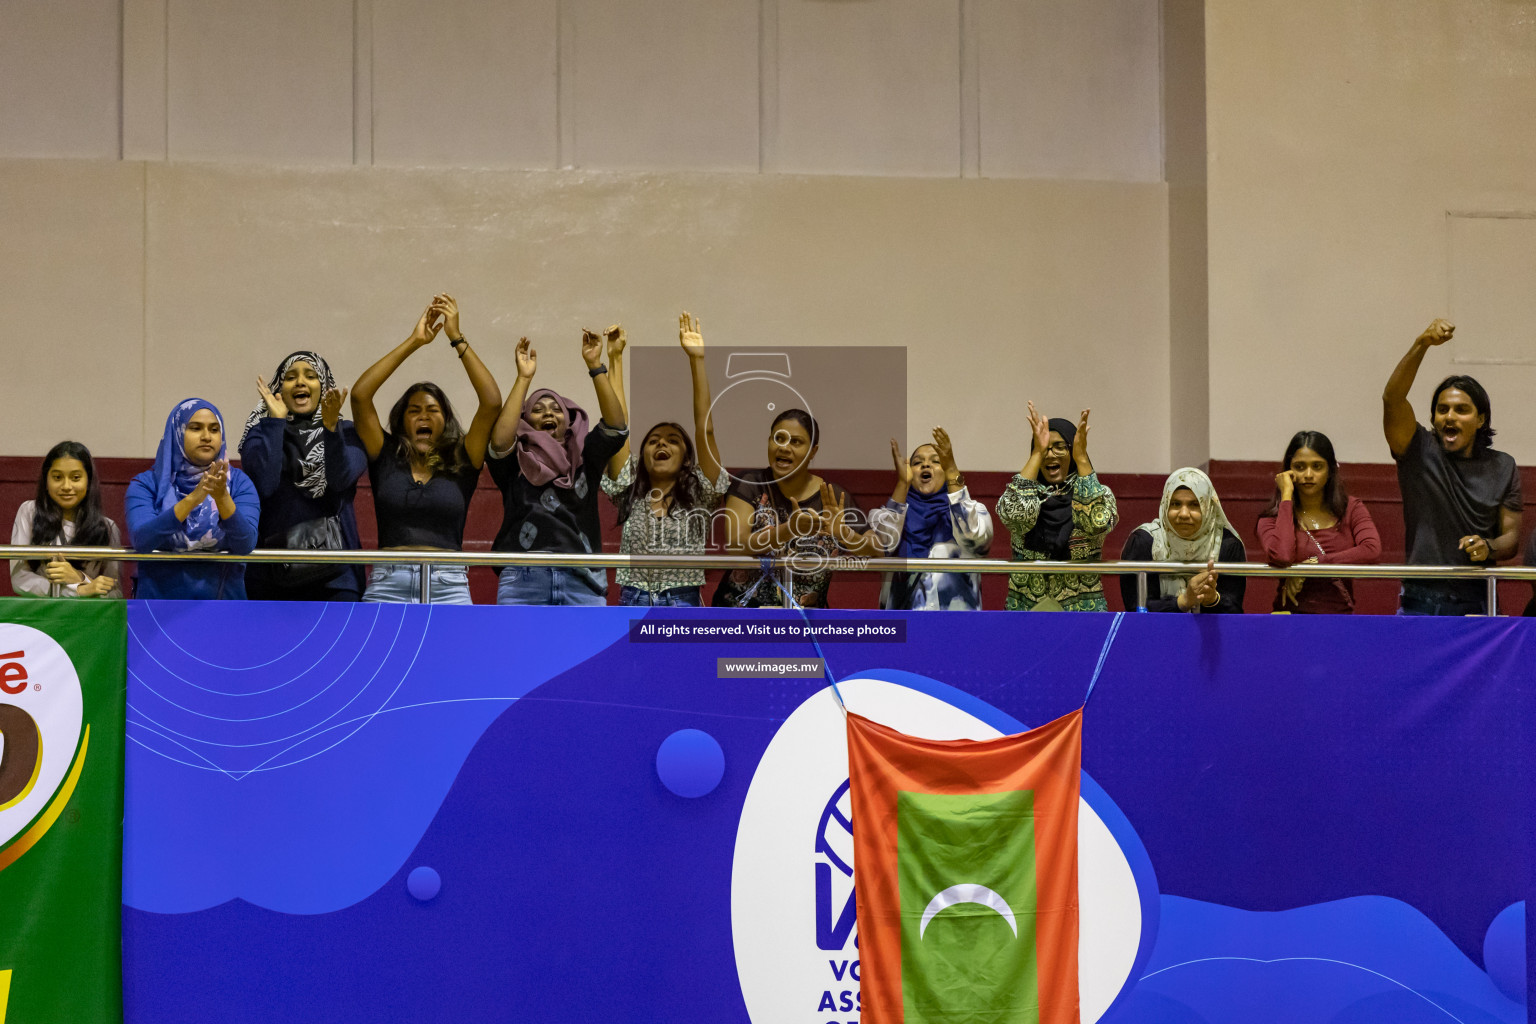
[847,708,1082,1024]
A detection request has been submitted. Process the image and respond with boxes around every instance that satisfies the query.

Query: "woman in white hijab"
[1118,467,1247,612]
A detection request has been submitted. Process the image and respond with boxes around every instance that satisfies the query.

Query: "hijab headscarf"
[1022,417,1078,560]
[1137,467,1232,599]
[151,398,228,551]
[239,351,339,499]
[515,388,591,488]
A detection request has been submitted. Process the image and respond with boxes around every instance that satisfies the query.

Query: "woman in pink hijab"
[485,329,629,604]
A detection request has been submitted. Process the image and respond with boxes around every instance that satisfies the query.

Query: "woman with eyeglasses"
[996,404,1118,611]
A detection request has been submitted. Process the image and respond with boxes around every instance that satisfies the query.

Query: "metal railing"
[5,545,1534,612]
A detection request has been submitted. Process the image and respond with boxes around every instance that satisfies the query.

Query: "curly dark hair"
[28,441,114,571]
[387,382,470,475]
[1258,430,1350,521]
[614,422,708,522]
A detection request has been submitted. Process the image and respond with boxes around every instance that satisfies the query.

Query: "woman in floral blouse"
[995,404,1118,610]
[601,312,728,606]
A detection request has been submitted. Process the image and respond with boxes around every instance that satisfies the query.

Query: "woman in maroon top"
[1256,430,1381,613]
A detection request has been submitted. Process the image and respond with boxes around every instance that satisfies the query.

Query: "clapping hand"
[256,376,287,418]
[432,294,462,342]
[409,300,445,347]
[200,459,230,501]
[1026,400,1051,453]
[320,387,348,431]
[890,439,912,487]
[1181,560,1220,610]
[1072,408,1093,475]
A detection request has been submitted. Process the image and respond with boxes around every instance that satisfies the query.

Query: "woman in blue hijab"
[126,398,261,599]
[869,428,993,610]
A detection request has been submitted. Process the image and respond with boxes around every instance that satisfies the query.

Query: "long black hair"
[1431,375,1496,453]
[1259,430,1349,521]
[614,422,708,522]
[28,441,113,570]
[387,382,469,475]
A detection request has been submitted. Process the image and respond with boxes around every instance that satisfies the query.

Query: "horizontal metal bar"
[4,545,1536,581]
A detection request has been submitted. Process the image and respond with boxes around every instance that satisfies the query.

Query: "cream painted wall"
[0,161,1170,472]
[1207,0,1536,465]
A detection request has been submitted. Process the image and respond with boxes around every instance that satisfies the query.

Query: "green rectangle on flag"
[898,789,1039,1024]
[0,600,126,1024]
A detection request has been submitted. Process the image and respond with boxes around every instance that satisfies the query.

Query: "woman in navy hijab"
[126,398,260,599]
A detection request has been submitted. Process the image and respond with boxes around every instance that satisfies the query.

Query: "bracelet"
[589,364,608,378]
[450,336,468,356]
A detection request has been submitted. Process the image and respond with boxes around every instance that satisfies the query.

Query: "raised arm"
[1383,319,1453,458]
[604,325,631,478]
[436,295,501,469]
[582,329,626,430]
[680,312,723,482]
[351,300,443,459]
[490,337,538,454]
[1017,401,1049,480]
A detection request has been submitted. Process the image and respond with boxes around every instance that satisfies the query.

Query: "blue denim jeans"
[618,585,702,607]
[496,566,607,606]
[362,564,473,605]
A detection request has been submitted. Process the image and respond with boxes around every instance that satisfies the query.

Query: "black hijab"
[1022,417,1077,560]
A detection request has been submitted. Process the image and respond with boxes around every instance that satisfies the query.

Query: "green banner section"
[0,599,126,1024]
[898,789,1039,1024]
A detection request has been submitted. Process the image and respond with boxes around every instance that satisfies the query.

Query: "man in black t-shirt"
[1382,319,1523,614]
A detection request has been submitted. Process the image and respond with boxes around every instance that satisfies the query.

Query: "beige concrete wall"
[1207,0,1536,465]
[0,161,1171,472]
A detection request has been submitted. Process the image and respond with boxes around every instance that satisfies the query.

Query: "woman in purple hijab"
[486,329,629,604]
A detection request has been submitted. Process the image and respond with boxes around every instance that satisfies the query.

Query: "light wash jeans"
[362,564,473,605]
[618,585,702,607]
[496,566,607,606]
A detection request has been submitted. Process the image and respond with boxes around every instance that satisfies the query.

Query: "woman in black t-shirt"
[350,295,502,604]
[713,409,879,609]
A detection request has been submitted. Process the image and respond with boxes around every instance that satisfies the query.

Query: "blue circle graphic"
[656,729,725,797]
[407,866,441,902]
[1482,901,1525,1004]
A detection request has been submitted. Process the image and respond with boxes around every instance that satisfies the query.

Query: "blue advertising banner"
[121,604,1532,1023]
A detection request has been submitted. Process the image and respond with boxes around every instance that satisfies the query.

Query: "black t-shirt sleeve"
[1500,458,1524,512]
[1208,529,1247,614]
[1118,528,1182,612]
[583,423,629,470]
[486,446,519,492]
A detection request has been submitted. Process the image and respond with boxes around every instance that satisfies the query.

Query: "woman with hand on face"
[351,295,502,604]
[714,409,879,609]
[1255,430,1380,613]
[996,405,1118,611]
[870,428,993,610]
[239,352,368,601]
[11,441,122,598]
[486,326,629,605]
[600,313,728,607]
[1383,318,1523,615]
[126,400,260,599]
[1119,467,1246,613]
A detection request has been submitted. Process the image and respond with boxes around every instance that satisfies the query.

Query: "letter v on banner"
[847,708,1083,1024]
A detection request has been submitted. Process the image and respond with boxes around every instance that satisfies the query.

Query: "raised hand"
[1417,318,1455,347]
[679,312,704,358]
[786,497,821,539]
[321,387,348,431]
[513,337,538,380]
[410,300,445,347]
[256,376,287,418]
[818,482,848,541]
[890,439,912,486]
[931,427,959,478]
[43,556,84,586]
[1072,408,1093,474]
[1275,469,1296,502]
[1027,400,1051,453]
[433,294,463,342]
[606,324,627,363]
[580,329,604,369]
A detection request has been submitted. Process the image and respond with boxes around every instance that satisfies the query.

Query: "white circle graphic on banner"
[730,677,1147,1024]
[0,624,84,852]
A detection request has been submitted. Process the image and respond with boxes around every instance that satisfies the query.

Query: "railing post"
[419,562,431,604]
[1136,571,1148,611]
[1486,574,1498,616]
[780,559,795,608]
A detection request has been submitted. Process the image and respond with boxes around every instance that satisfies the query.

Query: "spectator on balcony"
[126,399,259,599]
[996,405,1117,611]
[1255,430,1381,614]
[10,441,122,598]
[239,351,367,602]
[1119,467,1246,613]
[870,428,992,610]
[351,295,501,604]
[600,313,727,608]
[487,328,628,605]
[1383,319,1523,615]
[714,409,878,609]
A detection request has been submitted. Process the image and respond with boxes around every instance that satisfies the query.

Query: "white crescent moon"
[919,884,1018,939]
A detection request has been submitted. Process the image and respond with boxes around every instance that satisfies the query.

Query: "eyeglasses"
[1043,442,1070,456]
